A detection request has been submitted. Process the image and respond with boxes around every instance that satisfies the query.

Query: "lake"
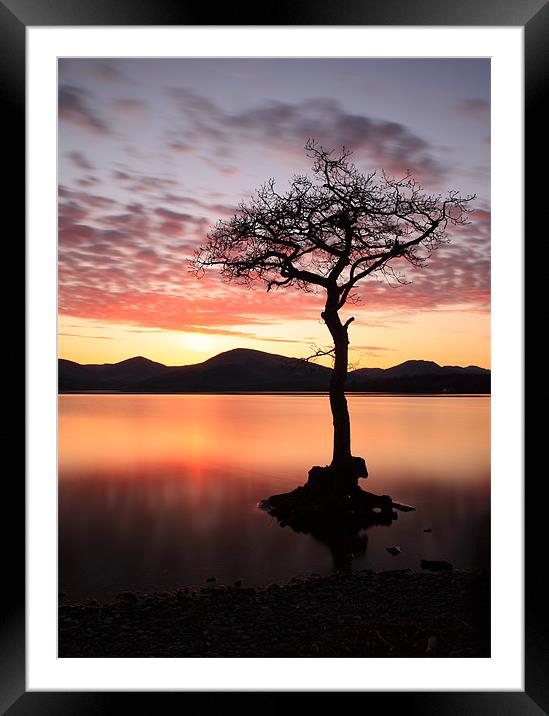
[59,394,490,600]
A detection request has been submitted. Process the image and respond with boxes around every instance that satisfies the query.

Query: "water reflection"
[290,513,399,573]
[59,394,490,600]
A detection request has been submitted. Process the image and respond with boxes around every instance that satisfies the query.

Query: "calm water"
[59,394,490,600]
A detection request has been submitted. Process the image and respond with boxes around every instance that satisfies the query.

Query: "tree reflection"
[264,500,398,573]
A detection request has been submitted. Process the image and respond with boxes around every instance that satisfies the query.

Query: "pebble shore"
[59,569,489,658]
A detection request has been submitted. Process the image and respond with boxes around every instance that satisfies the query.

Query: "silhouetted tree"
[193,141,474,488]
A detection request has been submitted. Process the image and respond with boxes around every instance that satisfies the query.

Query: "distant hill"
[59,349,490,394]
[346,359,490,393]
[58,356,169,390]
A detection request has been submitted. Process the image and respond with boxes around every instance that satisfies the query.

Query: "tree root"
[259,461,398,533]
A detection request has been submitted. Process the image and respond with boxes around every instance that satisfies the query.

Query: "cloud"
[167,142,194,154]
[76,175,99,187]
[110,170,178,194]
[351,223,491,314]
[59,186,116,209]
[202,156,238,176]
[163,194,236,218]
[169,89,447,182]
[58,283,320,333]
[67,151,95,170]
[59,333,113,340]
[456,98,490,119]
[155,207,195,222]
[58,225,490,336]
[353,345,394,352]
[58,200,89,223]
[91,62,133,84]
[471,208,491,225]
[57,188,489,338]
[112,98,148,115]
[176,326,305,343]
[59,85,112,135]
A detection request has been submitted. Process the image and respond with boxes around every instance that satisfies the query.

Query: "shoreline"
[59,569,490,658]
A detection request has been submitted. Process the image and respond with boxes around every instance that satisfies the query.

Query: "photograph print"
[57,57,491,658]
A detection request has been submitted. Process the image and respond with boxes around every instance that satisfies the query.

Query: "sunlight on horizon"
[58,308,490,369]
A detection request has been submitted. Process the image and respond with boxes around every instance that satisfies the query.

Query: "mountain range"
[59,348,490,394]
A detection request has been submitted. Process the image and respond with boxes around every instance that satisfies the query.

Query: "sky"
[58,58,490,369]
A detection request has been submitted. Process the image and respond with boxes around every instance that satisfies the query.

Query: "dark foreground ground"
[59,569,489,658]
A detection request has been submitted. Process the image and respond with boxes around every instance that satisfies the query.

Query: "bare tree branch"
[192,142,475,306]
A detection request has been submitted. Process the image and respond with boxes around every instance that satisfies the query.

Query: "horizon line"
[58,347,490,372]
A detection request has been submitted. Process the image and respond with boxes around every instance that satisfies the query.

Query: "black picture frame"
[8,0,544,712]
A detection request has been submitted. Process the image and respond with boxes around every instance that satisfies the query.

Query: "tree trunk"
[321,306,352,472]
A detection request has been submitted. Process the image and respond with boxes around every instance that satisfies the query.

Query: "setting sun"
[183,332,213,353]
